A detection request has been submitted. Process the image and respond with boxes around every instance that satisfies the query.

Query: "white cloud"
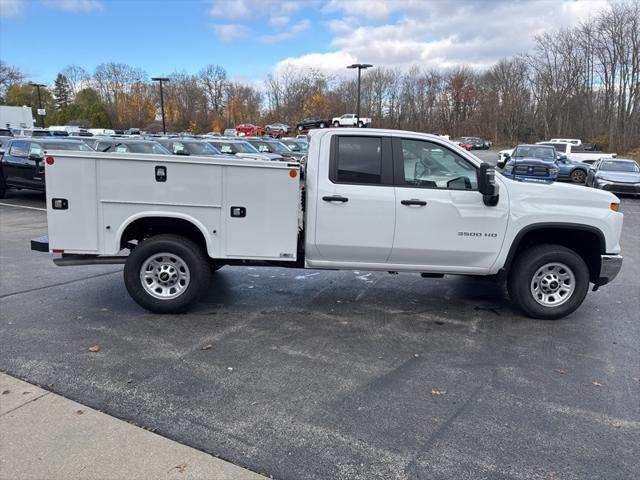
[208,0,251,20]
[0,0,23,16]
[261,19,310,44]
[324,0,391,21]
[210,23,250,43]
[43,0,104,13]
[276,0,610,76]
[269,14,289,28]
[274,51,359,78]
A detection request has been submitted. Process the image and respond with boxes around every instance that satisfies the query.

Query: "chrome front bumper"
[594,254,623,290]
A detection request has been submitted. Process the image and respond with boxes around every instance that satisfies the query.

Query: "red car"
[452,140,472,151]
[235,124,264,137]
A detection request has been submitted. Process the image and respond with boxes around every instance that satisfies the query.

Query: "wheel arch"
[503,223,605,283]
[117,212,211,256]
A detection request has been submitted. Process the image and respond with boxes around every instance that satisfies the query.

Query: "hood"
[596,171,640,183]
[499,172,619,204]
[507,157,557,166]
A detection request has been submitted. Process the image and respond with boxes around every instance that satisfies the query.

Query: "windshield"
[600,161,640,172]
[265,141,290,153]
[106,142,170,154]
[212,141,257,154]
[43,142,92,151]
[513,145,556,160]
[184,142,219,155]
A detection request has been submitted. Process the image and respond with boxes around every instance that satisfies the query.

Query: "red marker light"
[46,156,55,165]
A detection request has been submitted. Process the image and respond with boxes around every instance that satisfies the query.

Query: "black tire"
[333,121,339,127]
[0,174,6,199]
[319,122,325,128]
[507,244,589,320]
[358,121,364,128]
[570,169,586,183]
[124,234,211,313]
[297,125,303,131]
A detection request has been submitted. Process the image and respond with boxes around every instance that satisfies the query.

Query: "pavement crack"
[0,391,51,417]
[0,271,121,300]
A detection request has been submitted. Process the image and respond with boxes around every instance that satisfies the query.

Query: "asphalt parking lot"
[1,152,639,480]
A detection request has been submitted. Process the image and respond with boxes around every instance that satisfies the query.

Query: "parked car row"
[0,133,309,198]
[496,140,638,196]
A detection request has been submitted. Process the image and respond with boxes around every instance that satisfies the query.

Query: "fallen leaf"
[88,345,100,353]
[201,344,213,351]
[76,410,84,415]
[22,391,30,395]
[592,381,603,387]
[169,463,187,474]
[553,369,567,374]
[1,390,10,395]
[431,388,446,395]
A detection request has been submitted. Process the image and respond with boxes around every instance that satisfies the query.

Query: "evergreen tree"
[53,73,72,109]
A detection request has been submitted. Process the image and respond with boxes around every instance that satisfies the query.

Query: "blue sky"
[0,0,608,85]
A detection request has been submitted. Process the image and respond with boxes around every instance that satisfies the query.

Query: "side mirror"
[28,153,43,161]
[478,163,499,206]
[557,154,567,161]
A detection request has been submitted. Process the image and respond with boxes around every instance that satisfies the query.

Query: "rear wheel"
[507,244,589,320]
[319,122,325,128]
[124,234,211,313]
[333,121,339,127]
[297,125,304,131]
[570,169,586,183]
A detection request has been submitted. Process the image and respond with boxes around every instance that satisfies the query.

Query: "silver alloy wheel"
[530,262,576,307]
[140,252,190,300]
[571,169,586,183]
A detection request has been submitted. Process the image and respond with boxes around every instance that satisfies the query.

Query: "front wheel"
[124,234,211,313]
[570,169,586,183]
[319,122,325,128]
[333,121,339,127]
[358,121,364,128]
[507,244,589,320]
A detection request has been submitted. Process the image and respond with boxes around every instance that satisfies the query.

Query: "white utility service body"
[33,129,624,319]
[43,153,300,261]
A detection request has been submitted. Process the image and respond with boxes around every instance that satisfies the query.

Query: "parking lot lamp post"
[29,82,46,128]
[152,77,170,134]
[347,64,373,127]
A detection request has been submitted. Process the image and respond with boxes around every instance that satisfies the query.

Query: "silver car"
[586,158,640,196]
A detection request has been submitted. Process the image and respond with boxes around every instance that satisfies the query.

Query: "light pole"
[346,64,372,127]
[151,77,170,134]
[29,82,46,128]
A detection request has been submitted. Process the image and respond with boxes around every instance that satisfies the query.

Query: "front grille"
[603,184,638,194]
[514,165,549,176]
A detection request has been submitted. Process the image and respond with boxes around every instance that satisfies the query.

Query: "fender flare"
[502,222,606,272]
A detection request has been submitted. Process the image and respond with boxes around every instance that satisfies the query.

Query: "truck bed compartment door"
[224,165,299,260]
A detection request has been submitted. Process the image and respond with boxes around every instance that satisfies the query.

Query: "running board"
[54,255,127,266]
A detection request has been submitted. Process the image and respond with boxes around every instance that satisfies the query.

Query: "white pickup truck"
[31,128,623,319]
[332,114,371,128]
[536,141,615,163]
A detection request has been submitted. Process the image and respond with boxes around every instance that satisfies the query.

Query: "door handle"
[322,195,349,203]
[401,199,427,206]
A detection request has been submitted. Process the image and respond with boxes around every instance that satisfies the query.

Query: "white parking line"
[0,202,46,212]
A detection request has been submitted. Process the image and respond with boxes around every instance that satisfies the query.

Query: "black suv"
[295,117,330,132]
[0,138,92,197]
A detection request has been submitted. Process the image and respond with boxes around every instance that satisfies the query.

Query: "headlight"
[597,177,613,183]
[504,164,514,172]
[549,167,559,175]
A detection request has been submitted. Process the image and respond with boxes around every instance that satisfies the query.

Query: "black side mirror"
[478,163,499,206]
[28,153,43,161]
